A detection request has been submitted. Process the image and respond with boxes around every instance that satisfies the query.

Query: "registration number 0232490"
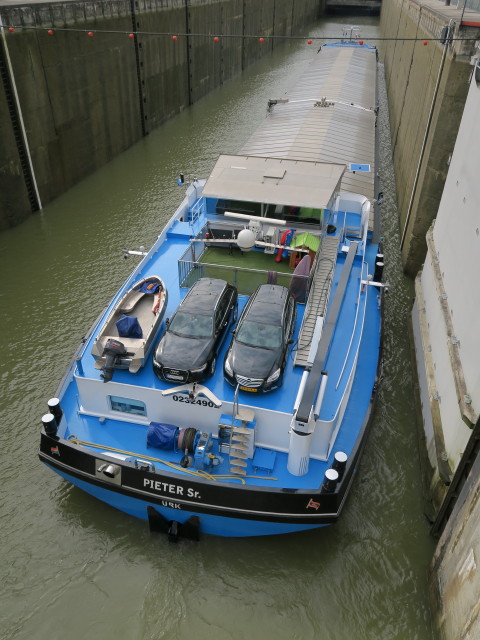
[171,394,216,407]
[240,386,257,392]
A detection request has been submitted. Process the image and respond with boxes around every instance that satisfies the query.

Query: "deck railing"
[188,197,205,228]
[178,258,311,300]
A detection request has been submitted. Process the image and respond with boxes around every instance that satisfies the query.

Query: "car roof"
[245,285,290,324]
[181,278,229,314]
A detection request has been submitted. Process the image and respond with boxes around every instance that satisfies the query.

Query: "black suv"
[224,284,296,392]
[153,278,237,383]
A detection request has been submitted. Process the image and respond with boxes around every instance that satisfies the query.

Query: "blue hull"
[49,466,327,537]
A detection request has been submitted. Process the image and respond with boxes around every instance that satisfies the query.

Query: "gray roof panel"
[201,155,345,210]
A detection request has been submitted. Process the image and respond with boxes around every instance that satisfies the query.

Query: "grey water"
[0,16,434,640]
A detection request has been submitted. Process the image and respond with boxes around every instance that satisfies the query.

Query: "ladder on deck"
[294,235,340,368]
[228,407,256,476]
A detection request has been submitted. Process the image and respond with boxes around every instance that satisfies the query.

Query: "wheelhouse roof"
[201,155,345,210]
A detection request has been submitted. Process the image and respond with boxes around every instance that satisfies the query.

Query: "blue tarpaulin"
[147,423,178,449]
[140,280,161,294]
[116,314,143,338]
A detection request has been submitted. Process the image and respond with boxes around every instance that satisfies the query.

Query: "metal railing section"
[188,197,205,228]
[178,259,311,298]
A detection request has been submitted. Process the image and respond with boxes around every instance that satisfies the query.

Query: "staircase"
[228,408,256,476]
[294,235,340,368]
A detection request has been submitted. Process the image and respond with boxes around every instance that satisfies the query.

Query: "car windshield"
[169,312,213,338]
[236,321,282,349]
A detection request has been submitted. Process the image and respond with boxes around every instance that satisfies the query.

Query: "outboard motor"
[101,338,128,382]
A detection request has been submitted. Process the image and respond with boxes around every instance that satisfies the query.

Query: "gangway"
[294,235,340,368]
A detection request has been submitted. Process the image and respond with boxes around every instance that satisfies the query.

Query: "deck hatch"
[263,167,286,180]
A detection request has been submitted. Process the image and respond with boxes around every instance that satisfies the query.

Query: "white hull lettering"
[143,478,201,499]
[161,500,182,509]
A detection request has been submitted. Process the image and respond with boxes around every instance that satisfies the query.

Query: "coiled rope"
[67,435,278,484]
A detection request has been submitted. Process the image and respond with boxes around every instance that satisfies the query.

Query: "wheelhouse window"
[109,396,147,417]
[214,199,323,225]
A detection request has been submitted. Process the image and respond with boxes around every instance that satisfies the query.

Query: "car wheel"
[210,356,216,376]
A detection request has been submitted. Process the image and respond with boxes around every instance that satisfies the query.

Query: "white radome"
[237,228,256,251]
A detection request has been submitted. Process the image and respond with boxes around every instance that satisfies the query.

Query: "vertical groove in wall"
[130,0,147,136]
[386,0,405,96]
[272,0,275,52]
[220,3,224,85]
[0,31,40,212]
[185,0,193,105]
[242,0,246,71]
[391,10,420,155]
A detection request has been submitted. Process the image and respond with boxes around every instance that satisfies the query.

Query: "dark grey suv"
[223,284,296,392]
[153,278,237,383]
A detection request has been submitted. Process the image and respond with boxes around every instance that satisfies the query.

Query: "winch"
[146,423,223,471]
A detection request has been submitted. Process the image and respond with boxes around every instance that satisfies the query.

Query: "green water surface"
[0,16,434,640]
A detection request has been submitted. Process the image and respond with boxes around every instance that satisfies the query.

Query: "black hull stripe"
[39,452,340,524]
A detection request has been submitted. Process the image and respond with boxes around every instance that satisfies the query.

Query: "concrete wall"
[380,0,480,276]
[411,63,480,515]
[429,453,480,639]
[0,0,322,230]
[410,51,480,640]
[138,1,190,130]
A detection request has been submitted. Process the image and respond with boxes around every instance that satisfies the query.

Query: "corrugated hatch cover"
[240,45,377,202]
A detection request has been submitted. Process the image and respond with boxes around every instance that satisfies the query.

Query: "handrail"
[179,260,310,281]
[335,260,367,390]
[178,259,310,297]
[189,198,204,227]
